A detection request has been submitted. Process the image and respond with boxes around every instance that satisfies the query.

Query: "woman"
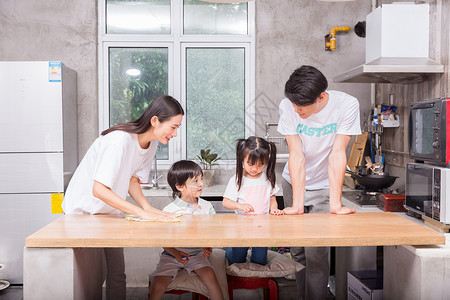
[62,95,184,300]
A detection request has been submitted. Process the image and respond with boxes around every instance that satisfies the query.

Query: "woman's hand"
[238,203,254,213]
[138,209,176,221]
[270,209,285,215]
[203,247,212,258]
[145,208,175,217]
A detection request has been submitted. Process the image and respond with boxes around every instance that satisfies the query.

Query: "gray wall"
[1,0,372,160]
[0,0,98,159]
[255,0,372,136]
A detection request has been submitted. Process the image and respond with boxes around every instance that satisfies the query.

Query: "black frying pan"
[345,170,398,191]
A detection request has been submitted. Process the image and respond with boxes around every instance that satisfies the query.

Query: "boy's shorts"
[152,252,213,278]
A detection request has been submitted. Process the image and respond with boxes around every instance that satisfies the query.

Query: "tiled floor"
[0,277,336,299]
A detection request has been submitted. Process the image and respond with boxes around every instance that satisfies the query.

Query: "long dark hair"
[167,160,203,199]
[101,95,184,136]
[235,136,277,191]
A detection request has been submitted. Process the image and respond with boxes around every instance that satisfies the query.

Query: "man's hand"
[283,206,304,215]
[330,206,355,215]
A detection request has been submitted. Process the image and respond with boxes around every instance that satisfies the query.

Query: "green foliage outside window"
[109,48,169,158]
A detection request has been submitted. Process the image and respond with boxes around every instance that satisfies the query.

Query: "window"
[99,0,255,167]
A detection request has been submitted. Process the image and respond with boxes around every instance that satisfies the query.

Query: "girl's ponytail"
[266,141,277,189]
[235,138,246,190]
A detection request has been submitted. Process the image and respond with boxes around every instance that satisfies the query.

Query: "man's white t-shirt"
[223,173,280,214]
[62,131,158,214]
[277,90,361,190]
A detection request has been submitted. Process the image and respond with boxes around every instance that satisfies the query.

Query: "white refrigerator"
[0,61,77,284]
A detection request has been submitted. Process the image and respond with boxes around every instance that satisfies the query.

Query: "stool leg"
[198,294,208,300]
[268,279,279,300]
[148,280,151,300]
[263,287,269,300]
[228,280,234,300]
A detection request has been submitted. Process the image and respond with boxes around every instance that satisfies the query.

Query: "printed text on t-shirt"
[296,123,337,137]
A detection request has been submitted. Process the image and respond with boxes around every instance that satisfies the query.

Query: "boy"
[149,160,224,300]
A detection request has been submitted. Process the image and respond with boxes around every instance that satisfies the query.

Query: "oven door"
[405,163,433,215]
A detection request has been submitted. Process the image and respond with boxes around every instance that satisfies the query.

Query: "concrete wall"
[0,0,98,159]
[255,0,372,136]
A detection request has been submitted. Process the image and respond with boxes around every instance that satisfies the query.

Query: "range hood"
[334,3,444,84]
[334,57,444,84]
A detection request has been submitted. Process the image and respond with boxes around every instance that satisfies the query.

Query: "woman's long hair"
[235,136,277,191]
[101,95,184,136]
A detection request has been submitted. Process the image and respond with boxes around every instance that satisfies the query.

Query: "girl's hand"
[238,203,254,213]
[270,209,285,215]
[203,247,212,258]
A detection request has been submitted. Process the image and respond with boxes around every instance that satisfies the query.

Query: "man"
[277,65,361,299]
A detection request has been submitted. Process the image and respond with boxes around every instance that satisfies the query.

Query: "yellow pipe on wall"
[326,26,350,51]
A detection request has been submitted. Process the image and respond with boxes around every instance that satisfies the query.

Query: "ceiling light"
[126,68,141,77]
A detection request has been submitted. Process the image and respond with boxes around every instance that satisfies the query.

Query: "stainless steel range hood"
[334,57,444,84]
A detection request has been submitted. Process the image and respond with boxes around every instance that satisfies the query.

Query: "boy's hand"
[203,247,212,258]
[270,209,285,215]
[175,251,190,265]
[238,203,254,213]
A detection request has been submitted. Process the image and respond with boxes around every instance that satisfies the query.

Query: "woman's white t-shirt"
[62,131,158,215]
[277,90,361,190]
[223,173,280,214]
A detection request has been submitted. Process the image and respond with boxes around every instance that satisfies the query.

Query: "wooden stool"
[148,280,208,300]
[227,274,279,300]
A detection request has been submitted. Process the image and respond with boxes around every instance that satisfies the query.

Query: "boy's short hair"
[167,160,203,198]
[284,65,328,106]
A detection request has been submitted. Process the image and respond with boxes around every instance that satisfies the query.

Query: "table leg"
[24,247,103,300]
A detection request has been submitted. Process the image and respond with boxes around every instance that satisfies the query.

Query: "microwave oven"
[408,97,450,164]
[405,162,450,224]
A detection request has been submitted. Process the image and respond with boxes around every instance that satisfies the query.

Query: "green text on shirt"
[296,123,337,137]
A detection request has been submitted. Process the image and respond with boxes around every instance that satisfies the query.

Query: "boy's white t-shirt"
[277,90,361,190]
[62,131,158,215]
[223,173,280,214]
[163,196,215,255]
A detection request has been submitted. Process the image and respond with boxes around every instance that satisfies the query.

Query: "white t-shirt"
[223,173,280,214]
[163,196,215,255]
[277,90,361,190]
[163,196,216,216]
[62,131,158,214]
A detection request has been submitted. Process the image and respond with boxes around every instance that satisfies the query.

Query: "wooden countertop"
[25,212,444,248]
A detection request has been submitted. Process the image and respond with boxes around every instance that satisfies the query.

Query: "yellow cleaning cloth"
[124,213,183,223]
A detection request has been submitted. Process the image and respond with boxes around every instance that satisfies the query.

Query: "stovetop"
[342,190,380,207]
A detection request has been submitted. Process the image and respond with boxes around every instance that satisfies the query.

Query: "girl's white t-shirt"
[62,131,158,215]
[223,173,280,214]
[277,90,361,190]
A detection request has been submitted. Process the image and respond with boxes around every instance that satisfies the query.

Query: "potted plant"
[197,149,221,187]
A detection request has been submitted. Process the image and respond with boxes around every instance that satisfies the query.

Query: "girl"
[149,160,223,300]
[222,136,284,266]
[62,95,184,300]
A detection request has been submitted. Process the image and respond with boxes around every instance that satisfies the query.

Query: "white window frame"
[98,0,255,169]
